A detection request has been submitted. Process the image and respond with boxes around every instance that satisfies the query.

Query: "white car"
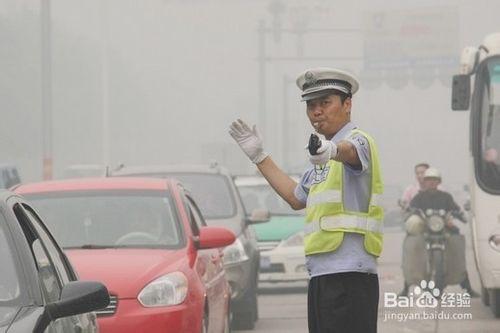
[259,231,308,283]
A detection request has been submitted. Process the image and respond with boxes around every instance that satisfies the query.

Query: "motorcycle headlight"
[428,216,445,232]
[138,272,188,307]
[223,237,249,266]
[425,209,434,217]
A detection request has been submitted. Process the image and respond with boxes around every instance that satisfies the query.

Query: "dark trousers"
[308,272,379,333]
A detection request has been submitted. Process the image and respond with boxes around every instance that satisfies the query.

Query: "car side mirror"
[197,226,235,249]
[246,208,270,225]
[451,74,471,111]
[35,281,109,333]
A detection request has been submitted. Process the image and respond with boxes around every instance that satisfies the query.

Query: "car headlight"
[428,216,445,233]
[137,272,188,307]
[223,237,249,266]
[279,232,304,248]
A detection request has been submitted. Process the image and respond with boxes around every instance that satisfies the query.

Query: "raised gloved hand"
[229,119,269,164]
[308,139,337,165]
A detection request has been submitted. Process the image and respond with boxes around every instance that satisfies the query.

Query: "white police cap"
[296,67,359,101]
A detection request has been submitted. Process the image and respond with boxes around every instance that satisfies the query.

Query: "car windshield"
[0,214,22,326]
[24,190,182,249]
[238,185,303,216]
[133,173,236,219]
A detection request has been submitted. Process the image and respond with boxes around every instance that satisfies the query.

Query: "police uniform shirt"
[294,122,378,277]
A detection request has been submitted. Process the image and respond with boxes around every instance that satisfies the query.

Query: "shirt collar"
[331,122,357,143]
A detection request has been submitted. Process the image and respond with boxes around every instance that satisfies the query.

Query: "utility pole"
[257,20,267,139]
[41,0,53,180]
[100,0,110,168]
[282,74,291,168]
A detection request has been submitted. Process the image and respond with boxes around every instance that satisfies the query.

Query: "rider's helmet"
[423,167,441,179]
[405,214,425,235]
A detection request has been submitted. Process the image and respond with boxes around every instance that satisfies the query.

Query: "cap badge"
[304,71,317,86]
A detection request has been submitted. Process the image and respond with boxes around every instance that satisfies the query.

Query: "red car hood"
[66,248,188,299]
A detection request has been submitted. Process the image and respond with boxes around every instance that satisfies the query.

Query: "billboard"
[362,6,459,88]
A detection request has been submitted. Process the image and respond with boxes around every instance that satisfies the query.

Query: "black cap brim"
[301,89,345,102]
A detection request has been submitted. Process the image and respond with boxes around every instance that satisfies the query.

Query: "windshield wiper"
[65,244,115,249]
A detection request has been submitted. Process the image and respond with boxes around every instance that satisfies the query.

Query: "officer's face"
[306,94,351,139]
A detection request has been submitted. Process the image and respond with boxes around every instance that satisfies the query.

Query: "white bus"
[452,33,500,317]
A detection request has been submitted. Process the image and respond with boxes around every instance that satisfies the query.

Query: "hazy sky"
[1,0,498,190]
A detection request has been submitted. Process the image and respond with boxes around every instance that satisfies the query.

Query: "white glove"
[229,119,269,164]
[308,139,337,165]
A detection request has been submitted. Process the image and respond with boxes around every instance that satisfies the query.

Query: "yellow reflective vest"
[304,129,384,257]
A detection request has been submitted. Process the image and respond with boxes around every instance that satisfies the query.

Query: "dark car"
[114,164,269,330]
[0,190,109,333]
[0,165,21,189]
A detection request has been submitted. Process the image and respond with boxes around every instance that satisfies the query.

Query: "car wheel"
[231,278,257,330]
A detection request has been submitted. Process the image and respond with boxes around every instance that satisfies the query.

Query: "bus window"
[477,60,500,192]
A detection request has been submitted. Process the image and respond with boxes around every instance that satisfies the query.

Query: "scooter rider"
[399,162,429,210]
[399,167,479,297]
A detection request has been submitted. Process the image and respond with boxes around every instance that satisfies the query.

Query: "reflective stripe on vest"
[304,215,384,235]
[307,191,381,208]
[306,189,341,207]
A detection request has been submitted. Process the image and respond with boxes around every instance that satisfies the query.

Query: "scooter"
[419,208,451,291]
[402,209,467,293]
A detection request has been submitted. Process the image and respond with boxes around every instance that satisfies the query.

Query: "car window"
[186,196,207,235]
[32,239,62,303]
[142,173,237,219]
[238,185,303,216]
[13,204,62,303]
[22,204,72,284]
[0,220,20,327]
[0,214,21,306]
[25,190,182,249]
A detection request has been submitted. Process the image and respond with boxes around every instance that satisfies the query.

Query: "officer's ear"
[342,97,352,113]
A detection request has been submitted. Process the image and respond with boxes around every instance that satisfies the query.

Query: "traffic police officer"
[229,67,383,333]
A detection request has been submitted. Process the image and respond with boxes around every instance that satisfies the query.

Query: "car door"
[185,194,227,333]
[9,199,97,332]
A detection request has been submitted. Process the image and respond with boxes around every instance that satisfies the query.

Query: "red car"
[15,177,235,333]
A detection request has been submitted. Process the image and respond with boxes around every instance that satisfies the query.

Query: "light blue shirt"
[294,122,378,277]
